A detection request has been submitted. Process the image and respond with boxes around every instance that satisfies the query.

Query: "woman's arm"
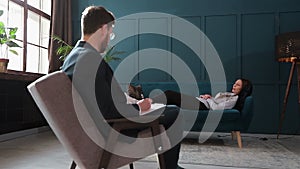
[206,93,238,110]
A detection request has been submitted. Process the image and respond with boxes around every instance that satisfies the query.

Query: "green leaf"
[0,21,4,28]
[103,45,124,63]
[56,44,73,56]
[0,22,6,36]
[0,37,6,44]
[6,40,21,48]
[8,28,18,39]
[59,55,67,61]
[9,49,18,55]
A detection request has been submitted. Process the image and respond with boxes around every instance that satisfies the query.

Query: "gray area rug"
[143,134,300,169]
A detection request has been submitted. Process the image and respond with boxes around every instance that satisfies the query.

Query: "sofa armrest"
[240,96,254,131]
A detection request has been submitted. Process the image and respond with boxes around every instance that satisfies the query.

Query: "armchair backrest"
[27,71,104,168]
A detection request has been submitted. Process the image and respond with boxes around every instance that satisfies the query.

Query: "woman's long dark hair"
[233,78,253,111]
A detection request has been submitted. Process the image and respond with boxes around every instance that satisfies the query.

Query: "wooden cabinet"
[0,70,47,134]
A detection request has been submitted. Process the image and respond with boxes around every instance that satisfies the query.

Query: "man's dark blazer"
[61,41,140,119]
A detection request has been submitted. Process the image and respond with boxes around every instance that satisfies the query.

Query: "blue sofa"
[134,82,254,148]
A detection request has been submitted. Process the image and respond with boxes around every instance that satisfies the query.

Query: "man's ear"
[95,24,108,40]
[101,24,108,33]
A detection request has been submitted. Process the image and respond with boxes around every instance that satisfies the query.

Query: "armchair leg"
[150,121,166,169]
[70,161,76,169]
[157,154,166,169]
[129,163,134,169]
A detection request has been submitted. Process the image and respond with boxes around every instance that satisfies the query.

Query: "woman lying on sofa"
[149,78,253,111]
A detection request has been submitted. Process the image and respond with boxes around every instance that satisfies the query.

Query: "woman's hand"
[200,94,212,100]
[137,98,152,112]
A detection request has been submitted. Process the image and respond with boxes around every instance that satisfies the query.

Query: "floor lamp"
[276,31,300,139]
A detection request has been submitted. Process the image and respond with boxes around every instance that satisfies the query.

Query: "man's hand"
[200,94,212,100]
[137,98,152,112]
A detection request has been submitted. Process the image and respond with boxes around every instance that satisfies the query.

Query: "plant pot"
[0,58,9,73]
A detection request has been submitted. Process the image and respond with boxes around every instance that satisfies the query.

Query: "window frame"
[7,0,51,73]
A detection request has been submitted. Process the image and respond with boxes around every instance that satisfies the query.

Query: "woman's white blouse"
[196,92,238,110]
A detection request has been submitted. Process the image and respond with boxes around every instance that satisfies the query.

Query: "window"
[0,0,51,74]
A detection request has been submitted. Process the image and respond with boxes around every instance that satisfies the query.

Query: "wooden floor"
[0,129,299,169]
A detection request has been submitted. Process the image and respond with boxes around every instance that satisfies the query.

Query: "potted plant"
[51,35,73,61]
[52,35,123,62]
[0,10,22,73]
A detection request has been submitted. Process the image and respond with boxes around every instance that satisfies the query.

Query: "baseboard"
[0,126,51,142]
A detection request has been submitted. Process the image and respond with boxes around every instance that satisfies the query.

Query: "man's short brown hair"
[81,6,115,35]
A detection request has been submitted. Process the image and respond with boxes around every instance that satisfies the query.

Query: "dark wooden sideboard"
[0,70,47,135]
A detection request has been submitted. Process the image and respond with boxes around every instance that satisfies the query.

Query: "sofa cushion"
[184,109,240,123]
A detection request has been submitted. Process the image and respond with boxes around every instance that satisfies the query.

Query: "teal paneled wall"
[72,0,300,134]
[205,15,239,81]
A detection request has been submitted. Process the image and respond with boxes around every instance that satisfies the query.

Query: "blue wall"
[71,0,300,134]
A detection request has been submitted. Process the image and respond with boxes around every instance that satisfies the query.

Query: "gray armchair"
[27,71,171,169]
